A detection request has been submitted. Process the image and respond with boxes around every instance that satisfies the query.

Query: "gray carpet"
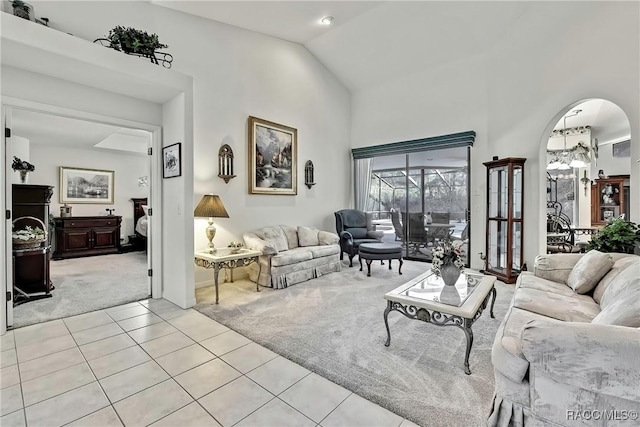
[13,252,149,328]
[196,260,513,427]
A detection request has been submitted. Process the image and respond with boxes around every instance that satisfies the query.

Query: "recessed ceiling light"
[321,16,334,26]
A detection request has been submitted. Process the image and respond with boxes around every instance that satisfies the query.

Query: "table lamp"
[194,194,229,254]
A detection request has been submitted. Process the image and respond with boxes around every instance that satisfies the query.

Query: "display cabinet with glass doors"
[483,157,526,284]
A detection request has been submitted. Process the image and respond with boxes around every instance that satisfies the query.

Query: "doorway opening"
[542,99,632,254]
[7,108,153,328]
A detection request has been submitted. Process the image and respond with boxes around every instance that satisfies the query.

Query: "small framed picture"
[163,143,181,178]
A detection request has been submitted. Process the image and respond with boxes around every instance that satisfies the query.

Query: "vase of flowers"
[12,156,35,184]
[431,240,465,286]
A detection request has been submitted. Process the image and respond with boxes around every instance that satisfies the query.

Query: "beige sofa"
[242,225,341,289]
[488,251,640,426]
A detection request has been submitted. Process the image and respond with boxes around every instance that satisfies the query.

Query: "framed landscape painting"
[59,167,114,204]
[248,116,297,195]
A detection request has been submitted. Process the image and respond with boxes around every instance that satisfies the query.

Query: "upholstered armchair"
[334,209,384,266]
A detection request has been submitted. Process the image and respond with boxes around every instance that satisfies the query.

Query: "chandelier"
[546,109,591,170]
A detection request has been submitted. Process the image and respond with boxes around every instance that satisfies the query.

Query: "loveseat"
[242,225,342,289]
[488,251,640,426]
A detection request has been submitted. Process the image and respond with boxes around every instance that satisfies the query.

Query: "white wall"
[350,2,640,269]
[592,140,632,178]
[25,1,353,286]
[28,144,148,238]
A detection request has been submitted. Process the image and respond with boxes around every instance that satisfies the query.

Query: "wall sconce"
[580,170,591,196]
[304,160,316,189]
[218,144,236,183]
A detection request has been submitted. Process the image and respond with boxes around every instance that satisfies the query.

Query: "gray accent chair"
[488,252,640,426]
[334,209,384,267]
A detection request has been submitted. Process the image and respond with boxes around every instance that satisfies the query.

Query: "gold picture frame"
[248,116,297,195]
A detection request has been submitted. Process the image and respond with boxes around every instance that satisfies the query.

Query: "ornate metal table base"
[194,256,260,304]
[383,286,496,375]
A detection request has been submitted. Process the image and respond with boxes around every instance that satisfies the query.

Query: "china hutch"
[484,157,526,284]
[590,176,629,226]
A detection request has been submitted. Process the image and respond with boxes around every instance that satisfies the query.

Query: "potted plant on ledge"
[94,26,172,67]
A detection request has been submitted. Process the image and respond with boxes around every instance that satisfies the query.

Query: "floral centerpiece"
[12,156,35,184]
[431,240,465,286]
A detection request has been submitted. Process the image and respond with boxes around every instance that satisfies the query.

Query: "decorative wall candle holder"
[304,160,316,189]
[218,144,236,183]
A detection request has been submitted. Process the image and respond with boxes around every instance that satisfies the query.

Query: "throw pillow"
[592,277,640,327]
[279,225,299,249]
[142,205,149,216]
[298,226,320,247]
[257,226,288,252]
[566,250,614,294]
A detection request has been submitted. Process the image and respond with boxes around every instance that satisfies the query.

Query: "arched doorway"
[541,99,632,254]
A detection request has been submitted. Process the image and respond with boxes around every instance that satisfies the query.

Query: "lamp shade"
[194,194,229,218]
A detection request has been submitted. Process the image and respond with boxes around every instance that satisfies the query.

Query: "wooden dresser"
[53,216,122,260]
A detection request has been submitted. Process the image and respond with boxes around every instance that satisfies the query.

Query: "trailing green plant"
[11,0,30,19]
[587,218,640,254]
[107,26,167,56]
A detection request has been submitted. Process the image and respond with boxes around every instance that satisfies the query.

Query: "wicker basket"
[12,216,47,250]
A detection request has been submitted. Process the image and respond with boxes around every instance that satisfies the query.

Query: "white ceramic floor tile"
[246,356,310,395]
[14,320,69,347]
[220,342,278,374]
[0,365,20,390]
[139,298,180,312]
[155,307,197,321]
[198,376,273,427]
[117,312,163,332]
[113,379,193,426]
[200,330,251,356]
[67,406,123,427]
[0,384,23,416]
[63,311,114,333]
[0,409,25,427]
[104,302,142,314]
[155,344,215,376]
[181,322,229,342]
[24,382,109,427]
[18,347,85,382]
[167,312,215,330]
[99,360,169,403]
[127,322,178,344]
[279,373,351,423]
[320,393,403,427]
[107,305,150,321]
[0,331,15,351]
[150,402,221,427]
[174,359,241,399]
[22,362,95,407]
[79,333,137,361]
[1,349,17,368]
[72,322,124,346]
[16,334,76,363]
[140,331,195,359]
[88,346,151,379]
[236,398,315,427]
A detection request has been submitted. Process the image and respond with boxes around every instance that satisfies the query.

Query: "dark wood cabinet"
[590,176,629,226]
[53,216,122,260]
[12,185,54,298]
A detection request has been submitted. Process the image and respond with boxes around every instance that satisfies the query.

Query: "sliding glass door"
[361,147,471,265]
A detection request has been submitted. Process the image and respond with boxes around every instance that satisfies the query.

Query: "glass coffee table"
[383,270,497,374]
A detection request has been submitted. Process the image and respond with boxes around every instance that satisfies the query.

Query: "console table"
[194,248,261,304]
[53,216,122,260]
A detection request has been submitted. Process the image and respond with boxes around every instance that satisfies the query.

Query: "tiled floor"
[0,299,419,427]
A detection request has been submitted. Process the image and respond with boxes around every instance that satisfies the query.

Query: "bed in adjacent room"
[132,197,148,250]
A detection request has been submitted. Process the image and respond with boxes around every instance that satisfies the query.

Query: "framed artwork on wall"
[163,142,182,178]
[59,166,114,204]
[248,116,297,195]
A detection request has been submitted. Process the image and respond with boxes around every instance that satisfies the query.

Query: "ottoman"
[358,243,403,277]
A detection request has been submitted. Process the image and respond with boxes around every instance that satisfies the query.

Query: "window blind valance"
[351,131,475,159]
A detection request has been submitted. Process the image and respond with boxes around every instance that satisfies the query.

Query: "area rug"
[12,252,149,328]
[196,260,514,427]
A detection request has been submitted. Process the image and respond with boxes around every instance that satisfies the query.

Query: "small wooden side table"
[194,248,262,304]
